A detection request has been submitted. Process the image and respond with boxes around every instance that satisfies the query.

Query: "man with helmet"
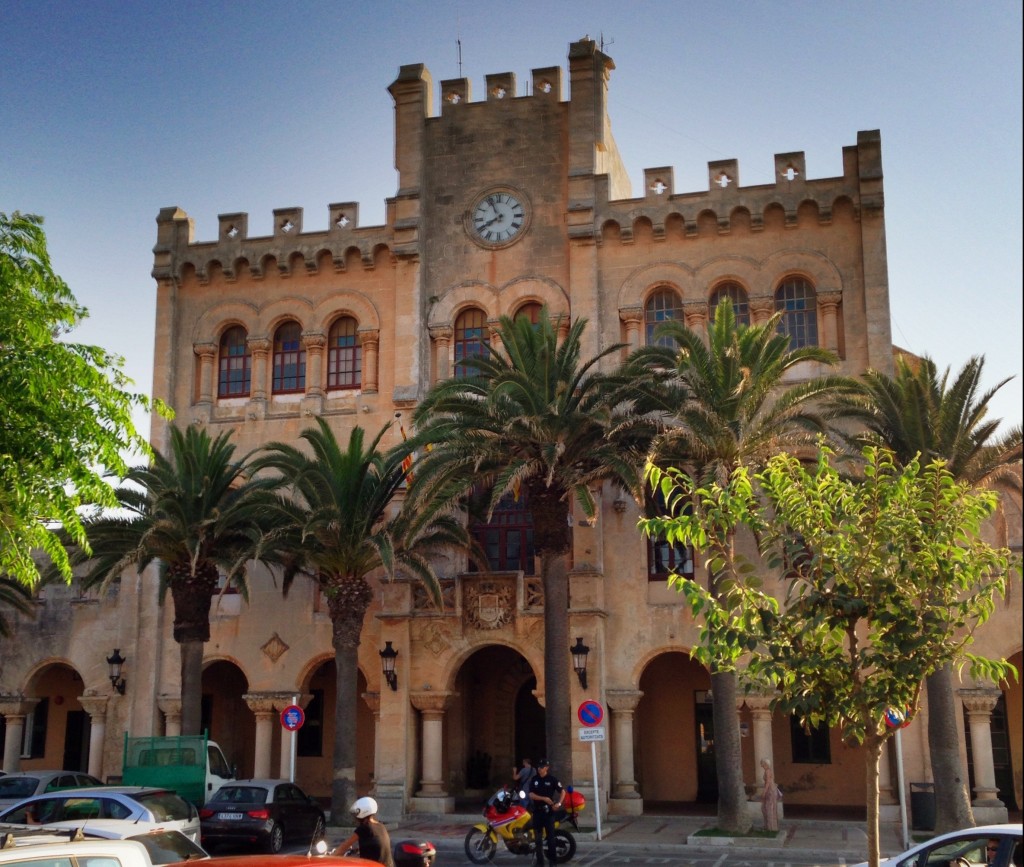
[527,758,564,866]
[332,796,395,867]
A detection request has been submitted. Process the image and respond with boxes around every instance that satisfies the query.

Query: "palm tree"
[632,299,845,832]
[251,417,473,819]
[830,354,1022,832]
[77,424,280,736]
[409,309,659,774]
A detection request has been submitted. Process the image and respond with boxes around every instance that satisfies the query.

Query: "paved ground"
[382,812,910,863]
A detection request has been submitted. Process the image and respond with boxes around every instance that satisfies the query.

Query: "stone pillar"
[410,692,456,812]
[683,301,709,337]
[818,291,842,353]
[359,330,380,394]
[158,695,182,737]
[362,692,381,795]
[618,307,642,353]
[749,296,775,326]
[243,694,279,780]
[0,697,38,773]
[961,688,1007,819]
[249,336,270,401]
[302,332,326,398]
[194,343,217,404]
[606,689,643,815]
[78,694,110,781]
[745,693,783,821]
[429,326,452,382]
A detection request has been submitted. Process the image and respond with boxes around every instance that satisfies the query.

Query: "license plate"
[218,812,244,820]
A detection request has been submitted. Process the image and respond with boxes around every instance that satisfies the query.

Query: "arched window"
[454,308,489,378]
[515,302,543,326]
[217,326,251,398]
[644,288,682,346]
[327,316,361,389]
[272,321,306,393]
[646,488,695,582]
[708,282,750,327]
[775,277,818,349]
[469,488,535,575]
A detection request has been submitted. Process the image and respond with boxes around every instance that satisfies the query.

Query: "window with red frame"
[454,308,489,378]
[469,489,535,574]
[217,326,251,398]
[327,316,361,389]
[272,321,306,393]
[708,281,750,327]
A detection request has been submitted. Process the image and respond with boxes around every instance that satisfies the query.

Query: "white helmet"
[351,796,378,820]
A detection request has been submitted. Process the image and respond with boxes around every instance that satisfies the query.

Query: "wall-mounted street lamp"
[106,648,127,695]
[379,641,399,692]
[570,637,590,690]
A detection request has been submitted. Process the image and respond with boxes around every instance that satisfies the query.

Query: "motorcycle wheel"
[464,828,498,864]
[551,830,577,863]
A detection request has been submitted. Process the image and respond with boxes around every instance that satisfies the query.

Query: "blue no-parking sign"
[577,700,604,727]
[281,704,305,731]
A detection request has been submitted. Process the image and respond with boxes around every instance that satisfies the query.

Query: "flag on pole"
[396,413,414,482]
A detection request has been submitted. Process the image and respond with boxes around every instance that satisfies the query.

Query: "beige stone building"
[1,38,1020,824]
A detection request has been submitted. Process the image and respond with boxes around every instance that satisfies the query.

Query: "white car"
[0,825,207,864]
[0,787,201,843]
[852,823,1022,867]
[0,837,185,867]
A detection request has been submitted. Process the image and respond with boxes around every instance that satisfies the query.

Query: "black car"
[198,779,325,854]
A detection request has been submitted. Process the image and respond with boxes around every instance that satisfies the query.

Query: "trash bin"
[910,782,936,830]
[394,840,436,867]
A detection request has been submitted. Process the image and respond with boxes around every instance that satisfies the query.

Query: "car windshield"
[129,830,209,864]
[0,778,38,798]
[135,791,193,822]
[210,787,267,805]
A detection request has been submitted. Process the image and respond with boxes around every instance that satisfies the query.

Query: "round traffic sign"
[281,704,305,731]
[577,700,604,727]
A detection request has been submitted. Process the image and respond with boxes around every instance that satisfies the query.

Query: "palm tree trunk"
[711,668,750,833]
[540,552,572,775]
[179,639,204,736]
[927,664,975,831]
[331,637,360,822]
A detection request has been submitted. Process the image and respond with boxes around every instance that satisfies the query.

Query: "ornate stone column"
[358,330,380,394]
[78,694,110,781]
[194,343,217,405]
[429,326,453,382]
[0,696,39,773]
[243,694,280,780]
[683,301,709,337]
[817,291,842,353]
[158,695,182,737]
[749,296,775,326]
[960,688,1007,813]
[618,307,643,353]
[606,689,643,814]
[410,691,457,811]
[302,332,326,398]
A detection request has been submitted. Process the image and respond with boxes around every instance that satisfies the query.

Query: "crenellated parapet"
[151,200,400,286]
[587,129,884,244]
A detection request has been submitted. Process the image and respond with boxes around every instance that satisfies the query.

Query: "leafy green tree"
[252,418,473,819]
[831,355,1022,830]
[631,299,844,832]
[644,447,1016,867]
[410,310,657,773]
[0,212,163,587]
[76,424,279,735]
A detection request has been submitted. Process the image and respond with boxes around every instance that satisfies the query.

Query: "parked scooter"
[464,786,584,864]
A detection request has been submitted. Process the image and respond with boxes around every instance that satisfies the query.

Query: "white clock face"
[471,192,526,245]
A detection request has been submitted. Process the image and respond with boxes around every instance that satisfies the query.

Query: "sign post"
[281,699,305,783]
[577,701,604,841]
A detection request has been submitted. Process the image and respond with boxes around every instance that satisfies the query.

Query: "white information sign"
[578,726,606,742]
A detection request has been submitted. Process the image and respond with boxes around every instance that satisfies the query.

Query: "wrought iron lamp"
[570,637,590,690]
[379,641,399,692]
[106,648,127,695]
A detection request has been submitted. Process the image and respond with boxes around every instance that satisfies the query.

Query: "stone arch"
[600,219,623,243]
[19,659,91,773]
[797,199,821,225]
[832,195,857,222]
[428,281,500,329]
[665,212,687,239]
[312,291,382,334]
[497,276,570,320]
[257,296,316,335]
[693,255,763,299]
[201,658,252,777]
[729,206,753,233]
[762,249,844,293]
[438,636,543,695]
[617,261,696,310]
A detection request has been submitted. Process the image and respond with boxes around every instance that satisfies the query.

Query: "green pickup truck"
[122,734,234,806]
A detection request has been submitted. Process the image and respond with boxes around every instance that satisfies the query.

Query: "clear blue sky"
[3,0,1021,434]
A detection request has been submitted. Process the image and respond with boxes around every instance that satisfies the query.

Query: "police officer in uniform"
[527,758,564,866]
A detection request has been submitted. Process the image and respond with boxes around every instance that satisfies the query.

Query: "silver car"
[0,787,201,843]
[851,823,1022,867]
[0,771,103,810]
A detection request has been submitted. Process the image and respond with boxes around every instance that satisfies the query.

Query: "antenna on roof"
[600,32,614,52]
[457,38,463,78]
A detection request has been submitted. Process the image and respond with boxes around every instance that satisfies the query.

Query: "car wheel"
[266,822,284,854]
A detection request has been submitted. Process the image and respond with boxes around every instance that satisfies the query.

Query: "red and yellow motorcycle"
[464,786,585,864]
